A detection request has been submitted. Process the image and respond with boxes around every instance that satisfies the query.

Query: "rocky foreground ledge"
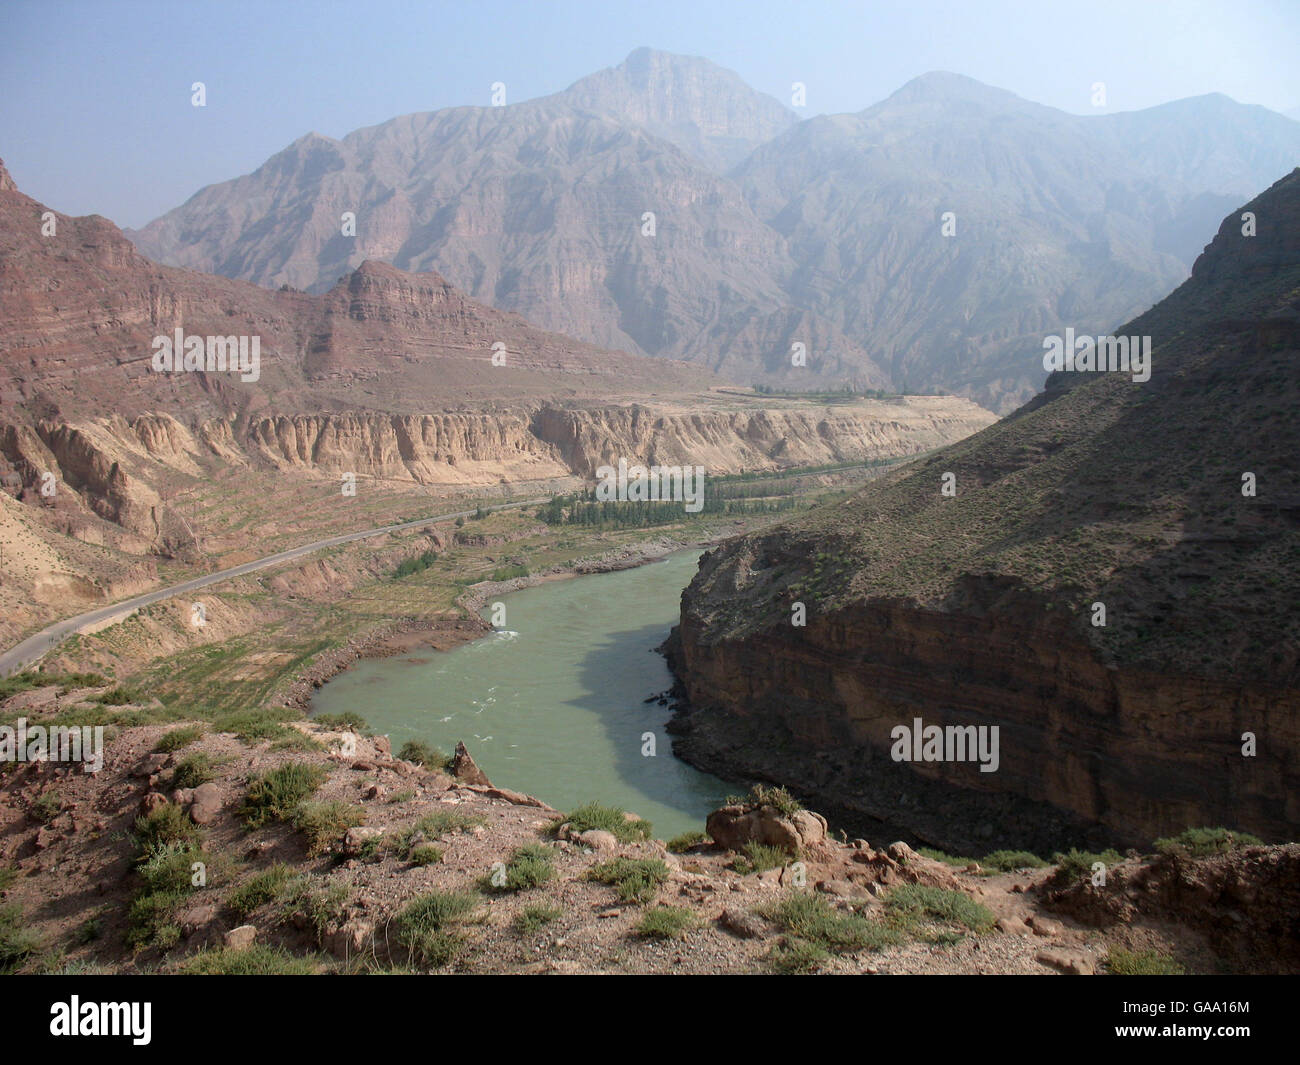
[0,693,1294,974]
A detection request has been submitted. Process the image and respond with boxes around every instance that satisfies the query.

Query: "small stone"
[224,925,257,949]
[1029,916,1065,938]
[719,908,766,939]
[996,915,1031,936]
[1036,949,1094,975]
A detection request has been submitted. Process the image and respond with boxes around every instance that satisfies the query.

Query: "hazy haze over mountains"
[129,48,1300,412]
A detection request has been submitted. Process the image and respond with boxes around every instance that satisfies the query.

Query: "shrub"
[483,843,555,892]
[171,752,220,790]
[1052,848,1125,882]
[228,864,296,918]
[514,903,561,935]
[885,885,996,933]
[280,879,351,941]
[666,830,710,853]
[979,850,1049,872]
[557,802,652,843]
[635,905,700,940]
[395,891,483,968]
[239,763,328,828]
[179,944,323,975]
[1152,828,1264,858]
[398,740,449,768]
[154,725,204,753]
[585,858,669,904]
[293,801,366,857]
[409,844,443,867]
[30,791,62,824]
[0,903,40,974]
[1105,948,1185,976]
[134,804,200,855]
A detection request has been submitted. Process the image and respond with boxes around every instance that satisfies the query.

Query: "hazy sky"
[2,0,1298,228]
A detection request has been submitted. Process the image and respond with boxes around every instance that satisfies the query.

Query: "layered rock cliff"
[670,169,1300,852]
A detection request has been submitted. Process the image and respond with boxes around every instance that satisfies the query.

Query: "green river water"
[312,550,731,838]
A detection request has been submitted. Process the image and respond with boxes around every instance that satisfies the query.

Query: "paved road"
[0,497,546,676]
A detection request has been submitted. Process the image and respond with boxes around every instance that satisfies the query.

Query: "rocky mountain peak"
[557,46,796,169]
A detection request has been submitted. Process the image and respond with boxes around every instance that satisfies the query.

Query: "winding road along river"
[312,550,731,837]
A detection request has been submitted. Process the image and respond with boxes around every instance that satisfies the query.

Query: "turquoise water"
[312,550,730,838]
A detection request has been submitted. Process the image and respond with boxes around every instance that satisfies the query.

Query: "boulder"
[188,782,222,825]
[706,803,827,853]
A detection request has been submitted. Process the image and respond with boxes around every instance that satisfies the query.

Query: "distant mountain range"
[128,48,1300,412]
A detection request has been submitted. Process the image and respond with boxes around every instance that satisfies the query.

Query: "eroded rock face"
[450,742,491,787]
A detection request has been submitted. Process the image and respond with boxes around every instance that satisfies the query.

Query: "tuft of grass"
[1105,947,1185,976]
[585,857,669,904]
[398,739,449,768]
[95,686,140,706]
[280,879,351,941]
[769,937,829,973]
[395,891,483,969]
[30,791,62,824]
[556,802,652,843]
[758,892,901,953]
[171,752,222,790]
[979,850,1049,872]
[885,885,996,934]
[733,841,793,875]
[134,804,200,854]
[239,763,328,828]
[918,847,976,867]
[270,730,325,753]
[666,830,710,853]
[292,801,366,857]
[387,789,415,804]
[482,843,555,893]
[635,905,700,940]
[412,809,485,836]
[1052,848,1125,882]
[0,903,40,973]
[514,903,562,935]
[179,944,324,975]
[227,864,296,918]
[154,725,204,753]
[1153,827,1264,858]
[409,843,443,866]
